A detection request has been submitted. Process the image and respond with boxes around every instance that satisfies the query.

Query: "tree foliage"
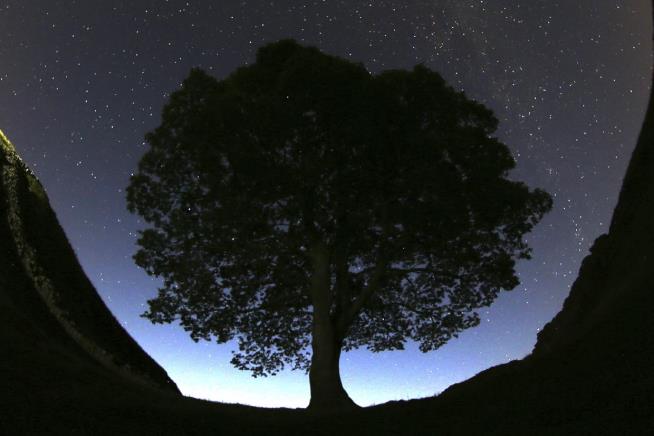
[127,40,552,378]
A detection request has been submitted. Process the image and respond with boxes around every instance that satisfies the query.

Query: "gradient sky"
[1,0,651,408]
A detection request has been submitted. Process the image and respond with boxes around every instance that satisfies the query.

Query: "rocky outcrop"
[0,129,179,395]
[534,70,654,356]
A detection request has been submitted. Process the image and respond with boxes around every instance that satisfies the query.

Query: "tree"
[126,39,552,411]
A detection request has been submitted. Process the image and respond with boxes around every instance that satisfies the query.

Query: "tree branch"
[308,240,333,321]
[332,246,351,335]
[343,256,386,326]
[341,204,393,329]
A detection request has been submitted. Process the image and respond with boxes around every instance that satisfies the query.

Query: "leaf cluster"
[127,40,552,376]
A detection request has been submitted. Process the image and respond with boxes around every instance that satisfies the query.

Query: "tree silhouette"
[126,39,552,411]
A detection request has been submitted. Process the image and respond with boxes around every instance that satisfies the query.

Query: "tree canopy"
[126,39,552,410]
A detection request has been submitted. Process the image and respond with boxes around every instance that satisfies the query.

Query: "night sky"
[1,1,651,408]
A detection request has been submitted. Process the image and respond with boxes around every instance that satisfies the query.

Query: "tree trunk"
[308,317,358,411]
[307,241,358,412]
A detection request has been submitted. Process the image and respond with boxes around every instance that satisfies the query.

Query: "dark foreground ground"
[2,305,652,436]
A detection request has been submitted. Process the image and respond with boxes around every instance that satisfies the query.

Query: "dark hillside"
[533,79,654,357]
[0,130,179,409]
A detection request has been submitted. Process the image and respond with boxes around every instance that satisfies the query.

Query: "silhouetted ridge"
[0,129,179,394]
[533,65,654,356]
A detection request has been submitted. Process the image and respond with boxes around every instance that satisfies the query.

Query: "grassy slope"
[0,132,179,394]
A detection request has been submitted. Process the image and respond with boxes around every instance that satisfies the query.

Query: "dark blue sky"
[1,0,651,407]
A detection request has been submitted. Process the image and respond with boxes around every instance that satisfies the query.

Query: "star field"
[0,0,651,407]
